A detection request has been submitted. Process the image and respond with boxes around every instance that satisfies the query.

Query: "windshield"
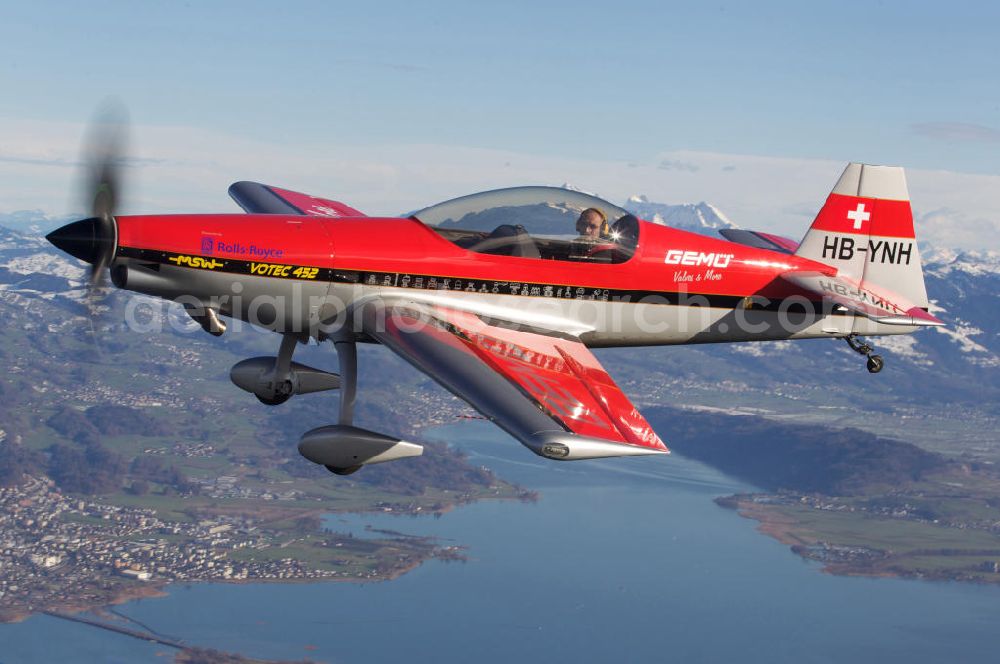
[413,186,638,264]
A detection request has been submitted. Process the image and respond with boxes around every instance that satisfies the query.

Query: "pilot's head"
[576,208,608,239]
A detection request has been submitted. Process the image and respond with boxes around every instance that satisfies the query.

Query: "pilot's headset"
[577,207,610,238]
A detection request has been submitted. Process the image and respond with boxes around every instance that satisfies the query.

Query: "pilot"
[575,208,609,241]
[572,208,619,263]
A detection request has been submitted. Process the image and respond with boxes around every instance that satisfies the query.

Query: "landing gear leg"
[256,333,299,405]
[845,334,884,374]
[324,339,359,475]
[334,340,357,426]
[299,335,422,477]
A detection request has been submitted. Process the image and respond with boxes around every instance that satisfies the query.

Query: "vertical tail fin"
[795,162,929,309]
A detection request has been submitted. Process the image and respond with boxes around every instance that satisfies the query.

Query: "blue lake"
[3,421,1000,663]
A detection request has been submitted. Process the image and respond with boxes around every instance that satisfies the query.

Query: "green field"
[773,504,1000,554]
[747,496,1000,582]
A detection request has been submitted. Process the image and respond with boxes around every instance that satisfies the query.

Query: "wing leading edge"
[360,299,667,461]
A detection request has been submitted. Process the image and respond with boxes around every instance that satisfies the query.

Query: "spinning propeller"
[46,103,128,304]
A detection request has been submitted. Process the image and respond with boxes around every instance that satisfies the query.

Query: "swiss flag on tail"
[808,194,915,239]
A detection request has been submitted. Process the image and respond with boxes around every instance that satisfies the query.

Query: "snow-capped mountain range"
[625,195,738,234]
[0,210,76,236]
[560,183,740,236]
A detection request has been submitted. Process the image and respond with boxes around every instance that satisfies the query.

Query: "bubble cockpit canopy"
[412,186,639,264]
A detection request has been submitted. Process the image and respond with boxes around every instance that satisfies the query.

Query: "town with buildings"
[0,474,456,622]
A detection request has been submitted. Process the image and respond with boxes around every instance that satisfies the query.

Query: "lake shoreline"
[718,493,1000,584]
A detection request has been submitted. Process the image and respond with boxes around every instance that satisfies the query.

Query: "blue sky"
[3,0,998,170]
[1,0,999,248]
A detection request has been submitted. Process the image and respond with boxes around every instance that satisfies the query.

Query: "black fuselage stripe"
[116,246,842,314]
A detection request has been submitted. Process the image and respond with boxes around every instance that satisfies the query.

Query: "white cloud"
[916,208,1000,251]
[911,122,1000,143]
[657,159,700,172]
[2,117,999,251]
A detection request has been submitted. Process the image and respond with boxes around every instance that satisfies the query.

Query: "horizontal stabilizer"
[782,271,944,327]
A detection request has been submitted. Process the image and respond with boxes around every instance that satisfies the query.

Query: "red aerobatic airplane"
[47,143,944,475]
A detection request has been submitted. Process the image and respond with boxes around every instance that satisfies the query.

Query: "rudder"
[795,162,929,310]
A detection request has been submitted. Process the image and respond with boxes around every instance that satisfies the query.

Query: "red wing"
[361,299,666,459]
[228,181,366,217]
[448,311,664,448]
[754,231,800,253]
[719,228,799,254]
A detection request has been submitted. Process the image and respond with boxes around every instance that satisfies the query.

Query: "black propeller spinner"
[46,216,113,267]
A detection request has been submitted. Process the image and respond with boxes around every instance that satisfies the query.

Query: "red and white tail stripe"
[807,194,915,239]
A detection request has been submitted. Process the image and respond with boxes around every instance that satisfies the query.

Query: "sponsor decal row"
[120,246,842,313]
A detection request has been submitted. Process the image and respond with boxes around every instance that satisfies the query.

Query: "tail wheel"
[866,355,884,374]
